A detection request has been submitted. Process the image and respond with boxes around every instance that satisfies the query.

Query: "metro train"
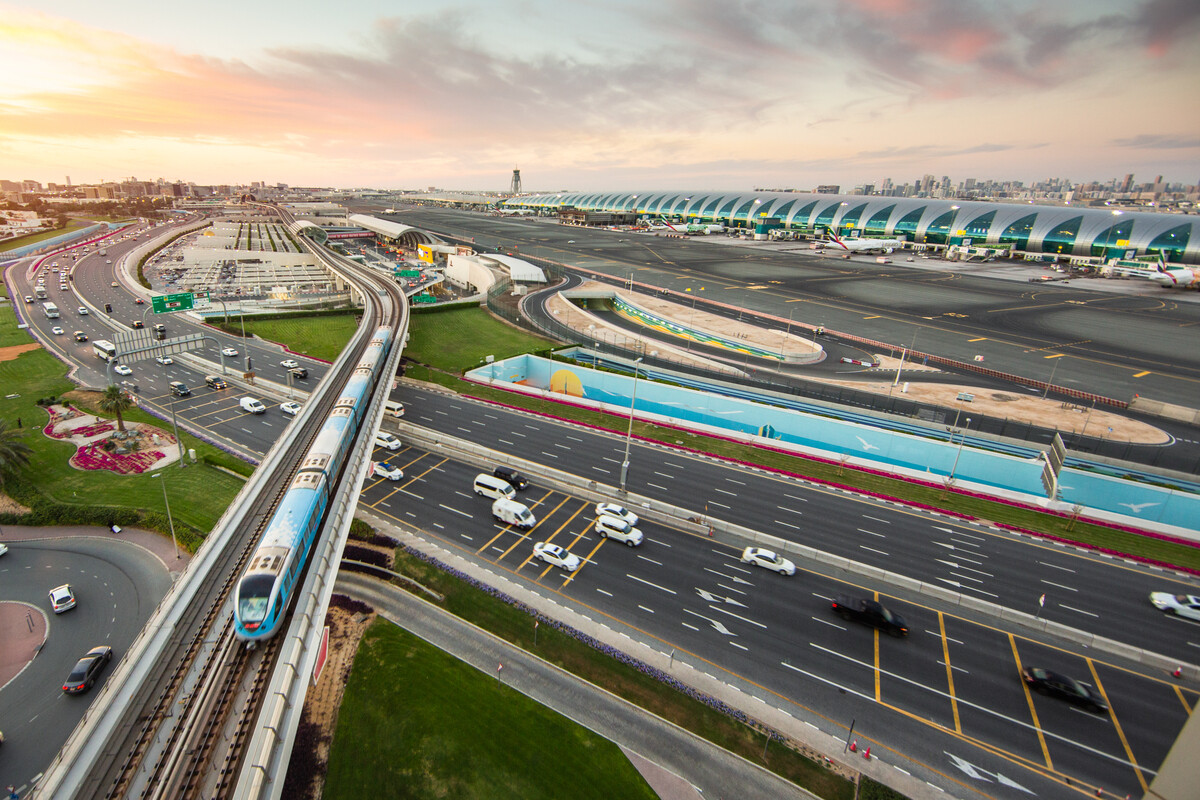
[234,325,394,641]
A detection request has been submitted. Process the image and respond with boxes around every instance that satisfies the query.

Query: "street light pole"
[619,357,645,493]
[949,417,971,481]
[1042,358,1061,400]
[152,472,180,559]
[170,398,185,468]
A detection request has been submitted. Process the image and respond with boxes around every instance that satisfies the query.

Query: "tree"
[0,418,32,489]
[99,385,134,433]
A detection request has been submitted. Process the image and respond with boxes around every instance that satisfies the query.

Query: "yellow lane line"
[1174,685,1193,714]
[476,488,554,556]
[367,455,446,508]
[863,315,882,320]
[1132,370,1151,378]
[1009,634,1054,771]
[968,337,988,342]
[874,590,881,703]
[939,612,962,734]
[1044,353,1066,359]
[503,494,577,564]
[563,536,608,587]
[1087,659,1148,794]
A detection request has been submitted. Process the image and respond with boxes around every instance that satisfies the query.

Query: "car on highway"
[155,355,174,365]
[24,295,32,303]
[532,542,581,572]
[62,646,113,694]
[78,306,89,315]
[594,515,643,546]
[280,359,300,369]
[1150,592,1200,622]
[830,595,909,636]
[279,401,301,416]
[111,281,118,287]
[51,326,64,335]
[221,347,238,357]
[493,466,528,490]
[204,375,227,390]
[134,298,145,305]
[73,331,88,342]
[49,584,77,613]
[372,461,404,481]
[113,364,133,376]
[0,542,8,557]
[1021,667,1108,713]
[131,320,144,329]
[740,547,796,575]
[596,502,638,526]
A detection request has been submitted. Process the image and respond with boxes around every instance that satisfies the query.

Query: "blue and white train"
[234,326,394,641]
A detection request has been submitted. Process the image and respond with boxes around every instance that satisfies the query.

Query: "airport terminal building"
[504,191,1200,264]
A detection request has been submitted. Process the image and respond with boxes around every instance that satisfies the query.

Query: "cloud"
[1112,134,1200,149]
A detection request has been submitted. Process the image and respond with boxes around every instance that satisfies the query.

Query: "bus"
[93,340,117,362]
[35,286,47,300]
[42,301,60,319]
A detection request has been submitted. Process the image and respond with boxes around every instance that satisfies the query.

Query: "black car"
[493,466,529,490]
[288,367,308,380]
[62,646,113,694]
[73,331,88,342]
[1021,667,1108,713]
[830,595,909,637]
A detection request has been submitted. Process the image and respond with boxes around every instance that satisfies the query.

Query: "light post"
[949,417,971,481]
[619,357,644,493]
[780,307,795,361]
[151,472,180,559]
[1042,358,1061,400]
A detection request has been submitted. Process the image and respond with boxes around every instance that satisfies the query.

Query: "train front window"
[238,574,275,628]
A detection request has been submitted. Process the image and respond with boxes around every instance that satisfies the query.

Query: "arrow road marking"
[696,588,748,607]
[683,608,737,636]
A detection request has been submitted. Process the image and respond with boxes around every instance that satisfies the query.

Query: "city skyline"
[2,0,1198,191]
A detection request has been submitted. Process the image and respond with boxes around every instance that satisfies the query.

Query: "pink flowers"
[70,444,166,475]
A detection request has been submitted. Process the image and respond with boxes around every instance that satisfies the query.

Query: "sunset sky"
[2,0,1198,192]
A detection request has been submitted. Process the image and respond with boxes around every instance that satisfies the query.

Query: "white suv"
[595,515,644,546]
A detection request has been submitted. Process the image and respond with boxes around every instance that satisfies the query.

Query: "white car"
[0,542,8,557]
[155,355,174,365]
[51,326,64,335]
[221,347,238,357]
[279,401,302,416]
[596,502,638,526]
[595,515,643,546]
[111,281,118,287]
[280,359,300,369]
[532,542,581,572]
[1150,592,1200,622]
[372,461,404,481]
[113,364,133,376]
[49,584,77,613]
[78,306,89,315]
[740,546,796,576]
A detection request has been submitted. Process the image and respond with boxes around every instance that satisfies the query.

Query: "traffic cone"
[1173,666,1182,679]
[849,740,857,752]
[863,746,871,760]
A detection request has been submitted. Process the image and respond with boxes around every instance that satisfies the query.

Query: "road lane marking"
[939,612,962,734]
[858,528,886,538]
[1040,579,1077,592]
[730,641,749,651]
[862,515,891,524]
[1173,686,1192,713]
[1088,660,1149,793]
[812,617,846,630]
[968,337,988,342]
[777,505,804,515]
[638,605,655,614]
[1038,561,1076,573]
[775,520,801,530]
[627,574,677,594]
[1009,635,1054,770]
[1058,604,1099,618]
[653,471,675,479]
[709,605,767,629]
[437,504,473,518]
[860,545,889,556]
[1132,371,1150,378]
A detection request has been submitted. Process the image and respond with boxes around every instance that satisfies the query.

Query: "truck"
[42,301,60,319]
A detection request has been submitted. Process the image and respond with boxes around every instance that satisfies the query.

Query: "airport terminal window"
[836,203,869,233]
[650,195,681,214]
[998,214,1037,250]
[700,195,725,218]
[1090,220,1135,258]
[714,196,739,221]
[963,211,995,238]
[814,202,843,232]
[892,207,927,240]
[864,205,897,237]
[768,199,798,225]
[1146,224,1191,262]
[925,209,960,244]
[789,201,819,231]
[1042,216,1082,254]
[731,198,758,226]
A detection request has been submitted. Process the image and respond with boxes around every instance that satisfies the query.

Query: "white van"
[473,473,516,500]
[384,400,405,418]
[374,432,402,451]
[595,515,644,546]
[239,397,266,414]
[492,498,536,529]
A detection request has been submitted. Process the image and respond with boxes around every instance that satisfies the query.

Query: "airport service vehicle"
[594,515,643,546]
[830,596,909,636]
[233,326,394,642]
[113,364,132,376]
[1021,667,1108,713]
[532,542,580,572]
[1150,592,1200,622]
[239,397,266,414]
[492,498,536,529]
[740,547,796,575]
[49,584,77,613]
[279,401,301,416]
[94,340,117,362]
[62,646,113,694]
[596,502,638,526]
[371,461,403,481]
[42,301,60,319]
[155,355,174,365]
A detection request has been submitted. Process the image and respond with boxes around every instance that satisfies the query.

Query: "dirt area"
[0,342,41,362]
[0,492,31,516]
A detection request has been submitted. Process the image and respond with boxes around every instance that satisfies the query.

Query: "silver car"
[740,547,796,576]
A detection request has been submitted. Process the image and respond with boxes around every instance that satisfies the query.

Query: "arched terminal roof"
[504,191,1200,264]
[348,214,442,247]
[288,219,327,244]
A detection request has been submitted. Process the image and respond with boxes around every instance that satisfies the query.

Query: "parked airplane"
[647,220,725,235]
[1152,257,1199,289]
[819,227,906,253]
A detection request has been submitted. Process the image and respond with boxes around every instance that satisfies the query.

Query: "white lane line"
[498,439,514,446]
[775,520,801,530]
[937,660,970,675]
[663,462,686,469]
[1059,604,1099,618]
[726,478,746,485]
[784,494,809,502]
[925,630,964,645]
[682,622,700,632]
[858,528,886,538]
[596,588,613,597]
[603,456,622,464]
[717,584,747,597]
[457,427,472,434]
[554,443,571,449]
[524,424,540,430]
[638,605,655,614]
[812,592,834,602]
[637,555,663,566]
[1040,579,1078,592]
[813,617,847,630]
[647,482,670,491]
[627,574,677,595]
[566,435,583,441]
[951,538,984,548]
[777,506,804,515]
[438,505,473,518]
[952,564,994,578]
[715,487,738,496]
[708,500,730,509]
[859,545,889,556]
[862,515,892,524]
[541,452,559,459]
[709,605,768,629]
[653,471,675,479]
[951,530,986,541]
[1038,561,1077,573]
[730,641,749,651]
[511,431,526,437]
[592,466,611,474]
[950,572,984,584]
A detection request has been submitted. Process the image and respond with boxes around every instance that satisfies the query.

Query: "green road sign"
[398,269,421,277]
[152,292,195,314]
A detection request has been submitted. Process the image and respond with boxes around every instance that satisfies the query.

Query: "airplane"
[646,220,725,235]
[818,226,906,253]
[1151,256,1199,289]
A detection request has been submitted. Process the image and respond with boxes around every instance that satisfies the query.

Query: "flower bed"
[70,443,166,475]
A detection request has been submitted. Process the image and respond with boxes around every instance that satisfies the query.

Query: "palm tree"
[0,417,32,489]
[99,385,134,433]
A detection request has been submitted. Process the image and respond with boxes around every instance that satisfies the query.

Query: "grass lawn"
[0,220,91,252]
[238,315,362,363]
[405,306,558,370]
[323,619,662,800]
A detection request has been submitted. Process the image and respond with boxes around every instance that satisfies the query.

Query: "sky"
[1,0,1198,192]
